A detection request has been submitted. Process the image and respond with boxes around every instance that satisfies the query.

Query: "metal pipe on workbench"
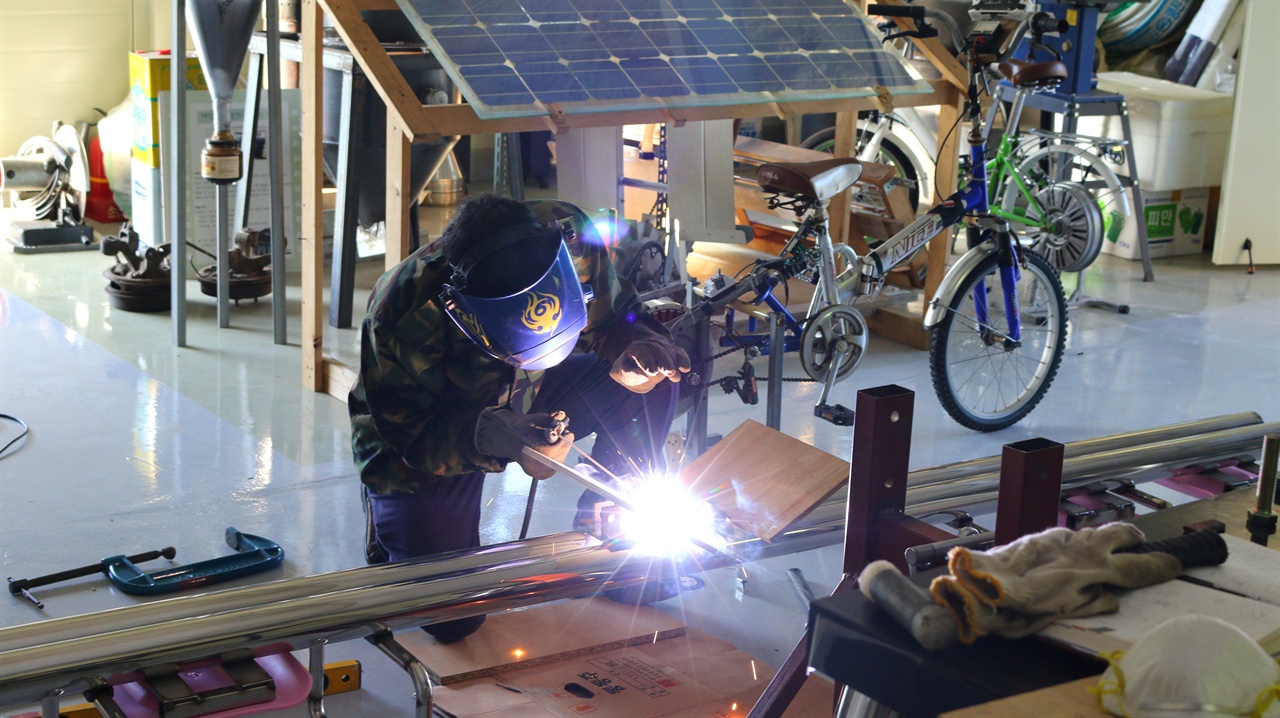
[0,532,578,653]
[0,533,722,711]
[906,412,1262,489]
[907,421,1280,515]
[775,421,1279,539]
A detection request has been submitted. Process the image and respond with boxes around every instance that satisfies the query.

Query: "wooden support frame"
[301,0,325,393]
[303,0,963,396]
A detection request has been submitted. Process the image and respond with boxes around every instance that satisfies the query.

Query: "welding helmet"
[1095,615,1280,718]
[440,220,589,371]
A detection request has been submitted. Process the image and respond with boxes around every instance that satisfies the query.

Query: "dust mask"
[1094,615,1279,718]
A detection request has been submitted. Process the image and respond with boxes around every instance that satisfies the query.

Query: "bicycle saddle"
[998,58,1068,89]
[756,158,863,204]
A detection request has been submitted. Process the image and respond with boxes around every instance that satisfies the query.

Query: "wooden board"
[398,597,687,685]
[677,420,850,541]
[940,676,1105,718]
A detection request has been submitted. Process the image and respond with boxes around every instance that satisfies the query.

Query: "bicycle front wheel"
[930,250,1067,431]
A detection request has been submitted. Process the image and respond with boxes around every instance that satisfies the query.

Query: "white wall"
[0,0,173,154]
[1212,0,1280,265]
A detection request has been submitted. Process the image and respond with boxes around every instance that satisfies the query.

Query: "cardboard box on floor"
[1103,186,1210,260]
[397,597,687,686]
[430,626,835,718]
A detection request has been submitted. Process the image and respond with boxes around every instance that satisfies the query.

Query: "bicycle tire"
[799,126,923,212]
[930,250,1067,432]
[1001,145,1131,272]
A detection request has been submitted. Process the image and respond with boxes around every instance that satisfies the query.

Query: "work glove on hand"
[474,408,574,481]
[597,313,691,394]
[929,523,1182,643]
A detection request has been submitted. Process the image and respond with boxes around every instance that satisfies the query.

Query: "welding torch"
[518,447,728,558]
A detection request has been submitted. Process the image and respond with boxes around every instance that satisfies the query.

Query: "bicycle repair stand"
[989,0,1155,312]
[684,298,788,460]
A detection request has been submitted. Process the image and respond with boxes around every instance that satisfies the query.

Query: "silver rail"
[0,532,576,652]
[906,412,1262,489]
[0,534,686,709]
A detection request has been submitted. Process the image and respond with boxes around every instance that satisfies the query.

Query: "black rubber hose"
[1120,528,1229,568]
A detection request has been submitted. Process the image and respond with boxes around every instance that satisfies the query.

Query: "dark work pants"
[365,353,679,641]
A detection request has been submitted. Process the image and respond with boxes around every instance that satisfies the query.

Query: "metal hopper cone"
[186,0,262,184]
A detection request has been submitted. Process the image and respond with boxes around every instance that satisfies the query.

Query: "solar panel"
[397,0,930,119]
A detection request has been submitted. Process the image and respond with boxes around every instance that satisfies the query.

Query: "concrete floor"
[1,202,1278,716]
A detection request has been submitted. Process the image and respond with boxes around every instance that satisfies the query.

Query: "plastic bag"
[95,97,133,217]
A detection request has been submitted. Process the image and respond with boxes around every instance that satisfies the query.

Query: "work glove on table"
[929,523,1182,644]
[474,408,573,481]
[596,312,691,394]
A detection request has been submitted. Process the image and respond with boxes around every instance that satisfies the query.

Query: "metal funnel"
[186,0,263,183]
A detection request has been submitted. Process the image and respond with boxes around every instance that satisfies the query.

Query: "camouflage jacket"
[350,200,636,495]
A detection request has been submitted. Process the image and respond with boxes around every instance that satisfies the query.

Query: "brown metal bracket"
[994,437,1064,545]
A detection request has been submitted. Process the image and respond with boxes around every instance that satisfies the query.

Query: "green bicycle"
[984,69,1132,274]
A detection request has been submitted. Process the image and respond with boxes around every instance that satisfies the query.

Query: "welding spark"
[619,473,725,557]
[751,660,758,681]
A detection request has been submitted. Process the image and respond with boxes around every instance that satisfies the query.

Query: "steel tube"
[171,0,187,347]
[265,0,288,344]
[0,532,578,652]
[906,412,1262,489]
[786,420,1277,531]
[216,184,230,326]
[906,421,1280,515]
[0,535,708,710]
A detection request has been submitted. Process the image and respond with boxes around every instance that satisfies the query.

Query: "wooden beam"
[827,110,857,248]
[409,82,953,139]
[300,0,325,392]
[323,357,357,402]
[876,0,969,91]
[385,115,412,268]
[318,0,434,138]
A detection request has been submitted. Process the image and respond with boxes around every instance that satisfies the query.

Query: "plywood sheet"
[677,420,850,541]
[399,597,686,685]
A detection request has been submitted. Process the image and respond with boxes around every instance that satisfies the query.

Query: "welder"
[349,194,689,643]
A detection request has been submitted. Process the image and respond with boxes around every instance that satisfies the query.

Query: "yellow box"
[129,51,207,168]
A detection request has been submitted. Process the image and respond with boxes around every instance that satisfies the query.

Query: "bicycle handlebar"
[868,4,964,55]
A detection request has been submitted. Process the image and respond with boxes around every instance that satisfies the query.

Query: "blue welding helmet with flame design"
[441,223,588,371]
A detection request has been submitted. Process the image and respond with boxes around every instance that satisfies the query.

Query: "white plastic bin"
[1077,72,1234,191]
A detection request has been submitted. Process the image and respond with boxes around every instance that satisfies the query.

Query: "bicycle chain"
[704,338,816,388]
